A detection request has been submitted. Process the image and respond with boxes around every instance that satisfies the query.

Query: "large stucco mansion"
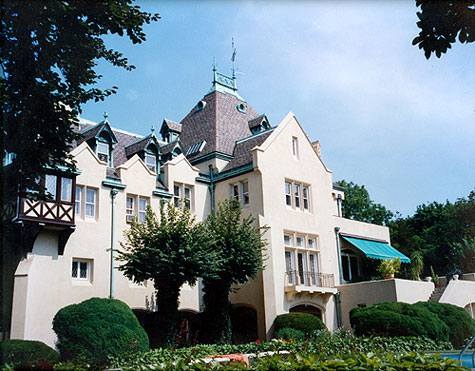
[3,68,475,347]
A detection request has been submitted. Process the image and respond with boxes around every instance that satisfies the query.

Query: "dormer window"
[237,103,247,113]
[196,100,206,112]
[144,153,156,173]
[96,142,110,164]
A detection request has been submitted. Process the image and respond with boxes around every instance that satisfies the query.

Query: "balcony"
[284,271,337,300]
[19,197,75,226]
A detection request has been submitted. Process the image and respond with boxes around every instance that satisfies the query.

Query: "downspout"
[335,291,342,328]
[335,226,343,285]
[208,165,215,216]
[109,188,118,299]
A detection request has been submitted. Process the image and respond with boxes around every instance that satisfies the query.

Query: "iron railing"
[285,270,334,288]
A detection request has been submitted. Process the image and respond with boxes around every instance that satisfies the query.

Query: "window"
[72,259,91,281]
[75,186,82,216]
[126,196,135,222]
[85,188,97,218]
[308,237,316,250]
[294,184,300,208]
[341,249,359,282]
[173,183,193,210]
[296,236,304,248]
[284,234,293,247]
[285,182,292,206]
[285,180,310,211]
[61,178,72,202]
[292,137,298,157]
[231,184,239,201]
[284,232,320,287]
[144,153,156,172]
[241,181,249,206]
[96,142,109,164]
[45,174,57,199]
[138,197,148,223]
[302,186,309,210]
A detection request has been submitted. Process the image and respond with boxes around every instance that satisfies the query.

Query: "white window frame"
[292,136,298,158]
[126,195,135,223]
[96,142,109,164]
[72,259,92,282]
[284,231,320,287]
[294,184,301,208]
[302,186,309,210]
[173,183,193,211]
[285,180,310,212]
[184,186,192,210]
[138,197,148,223]
[285,182,292,206]
[173,184,181,207]
[75,186,82,216]
[144,153,156,173]
[241,181,249,207]
[85,188,97,218]
[230,183,239,201]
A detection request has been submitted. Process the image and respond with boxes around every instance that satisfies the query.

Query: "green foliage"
[52,297,149,366]
[200,200,267,344]
[413,0,475,59]
[430,266,439,286]
[0,339,58,367]
[118,202,212,347]
[377,258,401,277]
[273,313,326,337]
[335,180,393,226]
[410,251,424,280]
[413,302,475,348]
[1,0,159,193]
[390,190,475,275]
[350,302,450,342]
[275,328,305,342]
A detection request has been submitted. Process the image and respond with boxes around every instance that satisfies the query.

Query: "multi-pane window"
[75,186,82,216]
[144,153,156,172]
[284,232,319,287]
[85,188,97,218]
[45,174,57,199]
[126,196,135,222]
[72,259,91,281]
[138,198,148,223]
[229,180,250,207]
[61,178,72,202]
[285,182,292,206]
[96,142,109,164]
[173,183,193,211]
[241,181,249,206]
[285,180,310,211]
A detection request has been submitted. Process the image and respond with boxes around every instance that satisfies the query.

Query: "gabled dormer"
[160,140,183,163]
[248,114,272,135]
[125,128,162,173]
[81,113,118,167]
[160,119,182,144]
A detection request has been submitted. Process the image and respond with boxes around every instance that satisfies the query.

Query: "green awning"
[341,236,411,263]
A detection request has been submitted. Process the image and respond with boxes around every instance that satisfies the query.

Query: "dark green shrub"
[0,339,58,367]
[414,301,475,348]
[52,298,149,366]
[350,302,450,342]
[275,328,305,342]
[273,313,326,337]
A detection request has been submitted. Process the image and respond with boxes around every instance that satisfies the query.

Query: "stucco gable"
[166,153,200,173]
[70,141,107,166]
[117,154,156,176]
[255,112,331,173]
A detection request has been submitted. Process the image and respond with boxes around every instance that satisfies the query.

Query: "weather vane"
[231,38,237,78]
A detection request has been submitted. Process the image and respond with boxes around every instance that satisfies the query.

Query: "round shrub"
[275,327,305,341]
[413,301,475,348]
[273,313,326,337]
[0,339,58,366]
[350,302,450,343]
[52,298,149,365]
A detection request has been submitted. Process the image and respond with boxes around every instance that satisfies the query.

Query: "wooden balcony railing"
[19,197,75,226]
[285,270,334,288]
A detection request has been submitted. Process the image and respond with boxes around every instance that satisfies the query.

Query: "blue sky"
[81,1,474,217]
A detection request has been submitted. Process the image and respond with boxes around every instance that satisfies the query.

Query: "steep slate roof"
[178,90,260,161]
[248,114,267,130]
[160,141,181,155]
[160,119,182,134]
[221,129,274,172]
[124,135,163,158]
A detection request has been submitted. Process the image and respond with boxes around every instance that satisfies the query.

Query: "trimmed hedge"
[0,339,58,366]
[413,301,475,348]
[52,298,149,366]
[275,328,305,342]
[273,313,326,337]
[350,302,458,344]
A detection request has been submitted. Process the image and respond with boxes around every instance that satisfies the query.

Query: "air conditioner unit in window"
[126,214,135,223]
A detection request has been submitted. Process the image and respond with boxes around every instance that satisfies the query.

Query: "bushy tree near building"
[118,203,213,347]
[1,0,159,193]
[200,200,267,344]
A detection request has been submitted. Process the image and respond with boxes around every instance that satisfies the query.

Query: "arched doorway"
[177,309,199,347]
[230,305,258,344]
[290,304,322,321]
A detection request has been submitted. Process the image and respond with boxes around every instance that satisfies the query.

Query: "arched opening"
[289,304,322,321]
[230,305,258,344]
[176,309,199,347]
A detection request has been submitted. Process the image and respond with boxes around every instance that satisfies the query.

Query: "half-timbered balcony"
[19,197,75,226]
[284,271,337,300]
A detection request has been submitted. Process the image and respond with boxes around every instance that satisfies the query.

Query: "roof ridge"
[235,127,275,145]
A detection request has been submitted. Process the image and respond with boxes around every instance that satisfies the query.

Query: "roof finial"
[213,57,216,72]
[151,125,155,135]
[103,112,108,121]
[231,38,237,79]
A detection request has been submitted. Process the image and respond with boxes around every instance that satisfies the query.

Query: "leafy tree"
[200,200,267,344]
[453,237,475,273]
[335,180,393,226]
[413,0,475,59]
[1,0,159,193]
[117,203,212,347]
